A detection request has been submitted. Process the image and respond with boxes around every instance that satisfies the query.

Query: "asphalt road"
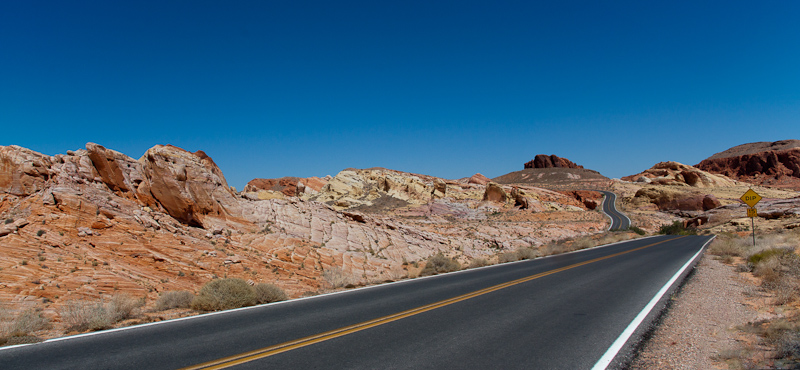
[0,235,712,370]
[600,191,631,231]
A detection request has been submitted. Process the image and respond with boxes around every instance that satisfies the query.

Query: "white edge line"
[1,234,662,351]
[591,235,716,370]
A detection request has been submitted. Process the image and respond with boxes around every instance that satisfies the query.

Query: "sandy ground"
[629,255,758,369]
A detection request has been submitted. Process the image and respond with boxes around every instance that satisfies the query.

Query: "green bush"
[254,283,287,304]
[749,248,788,265]
[658,221,697,235]
[420,253,461,276]
[155,291,195,311]
[191,278,256,311]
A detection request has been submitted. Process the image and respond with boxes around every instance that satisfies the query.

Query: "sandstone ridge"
[695,140,800,190]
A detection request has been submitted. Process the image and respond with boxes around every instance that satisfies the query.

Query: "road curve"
[1,236,712,370]
[600,191,631,231]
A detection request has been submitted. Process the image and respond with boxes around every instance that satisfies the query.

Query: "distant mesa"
[493,155,607,186]
[695,140,800,190]
[524,154,584,170]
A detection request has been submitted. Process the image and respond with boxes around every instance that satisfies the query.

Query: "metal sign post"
[741,189,762,248]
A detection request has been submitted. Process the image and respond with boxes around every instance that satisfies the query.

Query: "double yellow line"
[182,236,682,370]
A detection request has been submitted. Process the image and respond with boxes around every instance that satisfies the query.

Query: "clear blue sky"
[2,1,799,189]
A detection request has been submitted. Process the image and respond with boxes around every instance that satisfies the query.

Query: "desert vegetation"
[59,294,144,333]
[708,229,800,368]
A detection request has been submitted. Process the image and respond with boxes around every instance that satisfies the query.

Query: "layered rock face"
[622,161,737,188]
[696,141,800,190]
[244,177,327,197]
[1,143,612,336]
[524,154,584,169]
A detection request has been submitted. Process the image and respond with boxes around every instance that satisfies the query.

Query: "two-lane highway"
[600,191,631,231]
[1,235,712,369]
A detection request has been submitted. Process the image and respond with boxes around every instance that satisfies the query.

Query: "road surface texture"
[600,191,631,231]
[0,235,712,370]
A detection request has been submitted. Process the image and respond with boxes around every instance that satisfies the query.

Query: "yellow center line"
[181,236,684,370]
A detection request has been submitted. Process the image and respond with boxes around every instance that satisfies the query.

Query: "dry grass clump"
[0,306,50,346]
[714,229,800,367]
[468,258,491,268]
[322,267,351,289]
[155,291,195,311]
[516,247,539,260]
[498,252,519,263]
[253,283,287,304]
[191,278,257,311]
[59,294,143,333]
[420,253,461,276]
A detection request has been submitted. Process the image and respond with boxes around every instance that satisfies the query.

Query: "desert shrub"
[710,236,750,258]
[629,226,646,235]
[10,308,50,336]
[106,294,144,323]
[4,218,12,224]
[748,248,787,265]
[253,283,287,304]
[36,229,45,237]
[515,247,538,260]
[468,258,491,268]
[191,278,256,311]
[420,253,461,276]
[498,252,518,263]
[59,300,111,332]
[155,291,195,311]
[658,221,697,235]
[322,267,350,289]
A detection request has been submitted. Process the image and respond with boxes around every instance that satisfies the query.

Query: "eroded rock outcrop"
[696,141,800,190]
[244,176,327,197]
[524,154,584,169]
[483,182,509,203]
[137,145,241,228]
[0,146,53,196]
[622,161,737,188]
[633,187,722,212]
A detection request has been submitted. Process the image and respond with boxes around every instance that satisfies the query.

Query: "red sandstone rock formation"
[524,154,584,169]
[244,177,327,197]
[622,161,737,188]
[696,141,800,190]
[467,173,490,185]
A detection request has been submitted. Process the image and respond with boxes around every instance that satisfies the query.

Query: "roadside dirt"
[629,254,758,369]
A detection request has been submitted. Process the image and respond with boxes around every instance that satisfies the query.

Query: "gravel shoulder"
[629,254,758,369]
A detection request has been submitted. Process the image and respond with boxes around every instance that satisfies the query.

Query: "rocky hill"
[494,155,608,188]
[0,144,613,336]
[695,140,800,190]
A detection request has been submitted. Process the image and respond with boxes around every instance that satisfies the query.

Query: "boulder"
[510,187,529,209]
[467,173,491,185]
[634,188,721,212]
[483,182,508,203]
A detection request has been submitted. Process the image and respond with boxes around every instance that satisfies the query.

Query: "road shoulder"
[629,254,757,369]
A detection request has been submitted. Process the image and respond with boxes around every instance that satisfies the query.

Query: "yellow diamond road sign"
[741,189,762,208]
